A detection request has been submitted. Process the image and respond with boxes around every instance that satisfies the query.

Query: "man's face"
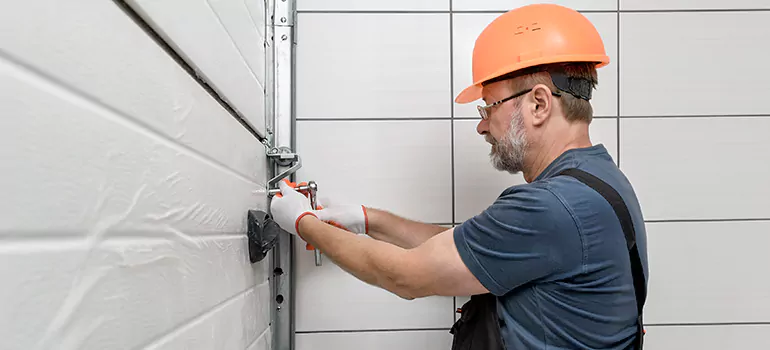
[486,105,528,174]
[478,83,530,174]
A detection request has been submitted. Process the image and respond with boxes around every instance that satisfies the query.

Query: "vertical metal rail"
[268,0,296,349]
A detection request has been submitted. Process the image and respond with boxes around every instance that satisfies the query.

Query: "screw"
[281,17,287,23]
[281,34,288,41]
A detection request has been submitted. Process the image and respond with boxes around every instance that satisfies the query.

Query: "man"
[270,3,648,349]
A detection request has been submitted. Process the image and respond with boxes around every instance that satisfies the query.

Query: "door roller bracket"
[266,146,301,187]
[263,146,323,266]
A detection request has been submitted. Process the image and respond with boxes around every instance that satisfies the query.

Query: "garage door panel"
[126,0,268,133]
[143,283,271,350]
[0,236,268,350]
[0,0,264,179]
[0,57,265,234]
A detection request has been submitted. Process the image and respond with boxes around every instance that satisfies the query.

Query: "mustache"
[484,133,497,145]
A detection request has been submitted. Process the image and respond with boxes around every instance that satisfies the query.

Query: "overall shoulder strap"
[557,168,647,349]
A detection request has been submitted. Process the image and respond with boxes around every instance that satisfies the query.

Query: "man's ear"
[530,84,553,127]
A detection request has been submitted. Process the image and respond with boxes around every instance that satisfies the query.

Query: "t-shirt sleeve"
[454,184,582,296]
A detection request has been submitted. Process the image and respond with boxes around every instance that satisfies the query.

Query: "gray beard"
[486,108,528,174]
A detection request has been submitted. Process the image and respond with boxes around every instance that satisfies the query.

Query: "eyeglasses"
[476,87,561,120]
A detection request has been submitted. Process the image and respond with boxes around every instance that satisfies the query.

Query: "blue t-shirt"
[454,144,648,350]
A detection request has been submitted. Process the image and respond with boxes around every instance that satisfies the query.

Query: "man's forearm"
[365,208,447,249]
[297,214,419,299]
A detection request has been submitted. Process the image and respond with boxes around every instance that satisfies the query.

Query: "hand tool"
[268,180,322,266]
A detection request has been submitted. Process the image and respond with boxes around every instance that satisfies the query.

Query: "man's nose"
[476,118,489,135]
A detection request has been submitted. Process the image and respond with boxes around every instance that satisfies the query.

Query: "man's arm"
[365,208,447,249]
[297,214,489,300]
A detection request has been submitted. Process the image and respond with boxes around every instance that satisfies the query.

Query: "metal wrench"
[268,181,322,266]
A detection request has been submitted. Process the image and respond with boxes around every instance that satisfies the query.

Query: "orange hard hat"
[455,4,610,104]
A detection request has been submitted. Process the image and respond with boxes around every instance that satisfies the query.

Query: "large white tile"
[296,13,451,119]
[0,236,269,350]
[296,330,453,350]
[298,0,449,11]
[643,325,770,350]
[453,0,616,11]
[644,221,770,324]
[619,117,770,221]
[296,120,453,224]
[0,0,264,179]
[620,12,770,116]
[453,13,617,118]
[126,0,267,132]
[294,237,455,331]
[621,0,770,10]
[453,119,618,222]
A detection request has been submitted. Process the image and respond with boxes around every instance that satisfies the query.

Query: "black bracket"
[247,209,287,263]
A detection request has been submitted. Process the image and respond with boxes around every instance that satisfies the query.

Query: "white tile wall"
[296,13,451,119]
[294,236,454,332]
[621,0,770,10]
[452,0,616,12]
[298,0,449,11]
[644,221,770,324]
[453,12,618,118]
[643,325,770,350]
[620,11,770,117]
[296,120,453,223]
[294,1,770,348]
[620,117,770,221]
[0,0,270,349]
[295,120,454,331]
[296,330,453,350]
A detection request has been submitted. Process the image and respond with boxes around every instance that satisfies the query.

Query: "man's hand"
[315,198,369,235]
[270,179,317,237]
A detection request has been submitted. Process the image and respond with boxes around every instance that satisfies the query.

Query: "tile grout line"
[297,10,618,14]
[616,0,621,167]
[646,322,770,327]
[645,218,770,223]
[450,218,770,225]
[296,322,770,335]
[296,328,453,334]
[296,114,770,122]
[449,0,458,323]
[297,9,770,14]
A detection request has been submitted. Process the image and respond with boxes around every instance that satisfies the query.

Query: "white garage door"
[0,0,273,349]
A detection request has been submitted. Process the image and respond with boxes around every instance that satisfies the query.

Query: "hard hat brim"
[454,54,610,104]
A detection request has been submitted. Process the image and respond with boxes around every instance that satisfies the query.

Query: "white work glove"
[269,180,318,237]
[315,197,369,235]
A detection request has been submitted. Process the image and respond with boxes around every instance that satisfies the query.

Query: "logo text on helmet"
[514,23,542,36]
